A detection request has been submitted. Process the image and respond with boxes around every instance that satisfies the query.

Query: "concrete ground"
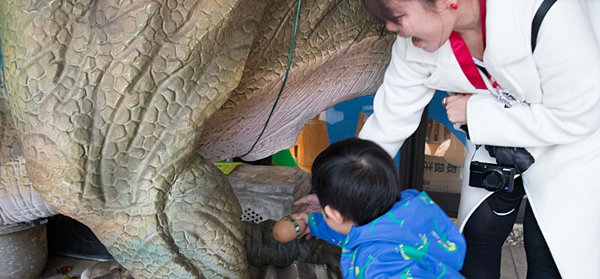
[41,244,527,279]
[501,244,527,279]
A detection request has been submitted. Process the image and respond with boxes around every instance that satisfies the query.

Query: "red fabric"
[480,0,486,49]
[448,0,491,90]
[449,32,487,89]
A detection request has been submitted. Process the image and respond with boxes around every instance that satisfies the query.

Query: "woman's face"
[369,0,454,52]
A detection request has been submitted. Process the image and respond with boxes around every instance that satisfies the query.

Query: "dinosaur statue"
[0,0,394,278]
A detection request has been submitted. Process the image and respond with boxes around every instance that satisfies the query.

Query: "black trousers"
[460,194,562,279]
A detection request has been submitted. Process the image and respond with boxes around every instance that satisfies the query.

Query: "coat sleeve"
[358,37,435,158]
[467,1,600,147]
[307,213,348,247]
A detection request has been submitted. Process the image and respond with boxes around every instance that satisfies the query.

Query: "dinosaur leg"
[165,155,248,278]
[91,154,248,279]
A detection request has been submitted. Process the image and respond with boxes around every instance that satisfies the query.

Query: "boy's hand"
[293,194,322,214]
[293,212,314,240]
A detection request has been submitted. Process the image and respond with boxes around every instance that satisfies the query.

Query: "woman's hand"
[293,194,322,214]
[443,94,472,125]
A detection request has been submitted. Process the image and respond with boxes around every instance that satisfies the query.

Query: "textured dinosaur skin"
[198,0,394,162]
[0,0,394,278]
[1,57,58,226]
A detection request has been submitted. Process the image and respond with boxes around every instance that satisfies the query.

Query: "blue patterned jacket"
[308,189,466,279]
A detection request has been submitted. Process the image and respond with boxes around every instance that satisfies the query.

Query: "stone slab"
[227,164,311,222]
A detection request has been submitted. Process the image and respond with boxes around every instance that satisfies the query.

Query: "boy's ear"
[324,205,345,225]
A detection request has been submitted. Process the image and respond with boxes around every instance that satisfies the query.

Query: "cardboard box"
[422,155,463,194]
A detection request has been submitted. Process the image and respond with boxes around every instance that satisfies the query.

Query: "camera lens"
[482,170,504,190]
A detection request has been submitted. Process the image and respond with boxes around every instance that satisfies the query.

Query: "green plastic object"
[272,149,300,168]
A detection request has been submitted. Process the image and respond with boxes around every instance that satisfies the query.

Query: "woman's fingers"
[293,194,322,213]
[444,94,471,125]
[293,194,317,205]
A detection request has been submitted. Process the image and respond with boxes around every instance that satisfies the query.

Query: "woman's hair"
[361,0,437,23]
[311,138,401,226]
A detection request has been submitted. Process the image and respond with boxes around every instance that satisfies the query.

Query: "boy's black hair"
[311,137,401,226]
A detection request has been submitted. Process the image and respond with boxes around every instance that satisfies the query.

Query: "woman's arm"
[467,1,600,147]
[358,37,435,157]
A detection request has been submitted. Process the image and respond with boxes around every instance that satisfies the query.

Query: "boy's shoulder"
[399,189,420,201]
[389,189,437,214]
[398,189,432,204]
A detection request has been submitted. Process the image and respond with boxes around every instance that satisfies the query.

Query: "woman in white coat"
[294,0,600,278]
[356,0,600,278]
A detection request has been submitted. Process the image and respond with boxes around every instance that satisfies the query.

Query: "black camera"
[469,161,515,192]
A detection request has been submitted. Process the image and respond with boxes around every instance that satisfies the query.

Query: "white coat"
[358,0,600,278]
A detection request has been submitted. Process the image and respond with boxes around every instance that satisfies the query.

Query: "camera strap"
[532,0,557,53]
[470,145,481,162]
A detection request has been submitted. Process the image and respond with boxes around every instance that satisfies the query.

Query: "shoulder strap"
[532,0,557,52]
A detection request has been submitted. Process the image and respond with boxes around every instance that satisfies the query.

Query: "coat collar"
[402,0,542,100]
[483,0,543,102]
[484,0,532,67]
[483,0,538,73]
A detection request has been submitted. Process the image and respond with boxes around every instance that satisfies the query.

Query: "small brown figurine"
[272,214,307,243]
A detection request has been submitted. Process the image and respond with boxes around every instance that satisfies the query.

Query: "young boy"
[296,138,466,278]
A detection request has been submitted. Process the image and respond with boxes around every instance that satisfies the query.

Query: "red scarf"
[448,0,491,90]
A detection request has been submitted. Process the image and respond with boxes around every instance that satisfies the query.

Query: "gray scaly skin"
[0,0,394,278]
[0,1,260,277]
[198,0,395,162]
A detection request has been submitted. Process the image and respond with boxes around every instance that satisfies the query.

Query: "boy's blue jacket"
[308,189,466,279]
